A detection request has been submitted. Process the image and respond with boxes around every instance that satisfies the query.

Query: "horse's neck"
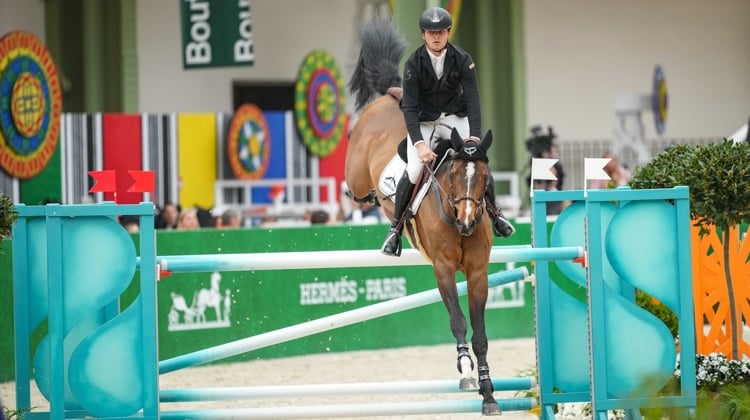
[429,159,457,224]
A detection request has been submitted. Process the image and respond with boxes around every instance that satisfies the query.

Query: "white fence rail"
[214,177,338,222]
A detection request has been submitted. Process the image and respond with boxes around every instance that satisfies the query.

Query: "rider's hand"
[416,142,437,164]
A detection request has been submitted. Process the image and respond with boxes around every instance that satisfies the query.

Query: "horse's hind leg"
[468,275,501,415]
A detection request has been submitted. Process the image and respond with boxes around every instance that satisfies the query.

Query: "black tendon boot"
[485,173,516,238]
[381,172,415,256]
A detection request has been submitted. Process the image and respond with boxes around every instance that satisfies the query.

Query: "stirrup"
[492,213,516,238]
[380,227,403,257]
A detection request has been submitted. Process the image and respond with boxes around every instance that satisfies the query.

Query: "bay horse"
[345,21,501,416]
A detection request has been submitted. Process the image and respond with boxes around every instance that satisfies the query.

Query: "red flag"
[88,170,117,193]
[127,170,156,195]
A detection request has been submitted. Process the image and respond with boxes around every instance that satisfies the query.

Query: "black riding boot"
[381,172,415,257]
[485,173,516,238]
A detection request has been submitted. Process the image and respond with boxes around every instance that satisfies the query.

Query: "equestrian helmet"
[419,7,452,31]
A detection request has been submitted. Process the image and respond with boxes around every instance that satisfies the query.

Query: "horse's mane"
[349,20,407,112]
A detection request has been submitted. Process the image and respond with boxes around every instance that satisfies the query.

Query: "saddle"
[379,139,453,203]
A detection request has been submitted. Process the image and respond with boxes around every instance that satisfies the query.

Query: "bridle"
[422,126,487,227]
[429,156,486,226]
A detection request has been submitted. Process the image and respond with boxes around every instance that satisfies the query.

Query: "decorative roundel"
[294,50,346,158]
[0,31,62,179]
[652,65,668,136]
[227,103,271,180]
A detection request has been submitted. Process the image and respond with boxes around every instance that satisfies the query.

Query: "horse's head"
[442,128,493,236]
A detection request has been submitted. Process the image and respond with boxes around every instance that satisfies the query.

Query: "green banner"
[149,224,536,364]
[180,0,254,69]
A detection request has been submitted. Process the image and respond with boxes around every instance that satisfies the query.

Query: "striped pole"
[160,398,537,419]
[160,377,536,402]
[154,246,584,273]
[159,267,529,373]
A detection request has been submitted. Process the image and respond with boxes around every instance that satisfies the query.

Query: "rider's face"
[422,29,449,54]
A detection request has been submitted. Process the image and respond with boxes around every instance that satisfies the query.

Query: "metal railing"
[552,136,722,191]
[214,177,339,221]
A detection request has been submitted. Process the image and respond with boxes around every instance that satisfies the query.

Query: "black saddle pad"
[397,138,453,163]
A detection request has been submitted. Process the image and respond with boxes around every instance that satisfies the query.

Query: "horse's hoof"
[459,377,478,390]
[482,402,502,416]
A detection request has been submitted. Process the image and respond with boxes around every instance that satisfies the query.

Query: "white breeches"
[405,114,470,183]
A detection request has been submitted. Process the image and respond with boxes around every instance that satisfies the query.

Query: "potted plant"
[1,193,17,418]
[629,139,750,361]
[0,193,16,242]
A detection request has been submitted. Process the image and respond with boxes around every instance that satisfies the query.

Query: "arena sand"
[1,338,541,420]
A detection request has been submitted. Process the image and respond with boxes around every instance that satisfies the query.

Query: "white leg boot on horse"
[381,172,415,257]
[456,343,477,390]
[485,173,516,238]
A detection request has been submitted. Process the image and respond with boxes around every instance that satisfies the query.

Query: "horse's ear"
[450,128,463,150]
[479,130,493,151]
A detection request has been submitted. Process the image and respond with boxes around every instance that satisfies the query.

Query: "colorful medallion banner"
[0,31,62,179]
[227,103,270,179]
[294,50,346,158]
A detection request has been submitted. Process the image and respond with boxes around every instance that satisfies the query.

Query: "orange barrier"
[691,223,750,359]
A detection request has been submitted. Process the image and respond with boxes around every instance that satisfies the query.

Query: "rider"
[381,6,516,257]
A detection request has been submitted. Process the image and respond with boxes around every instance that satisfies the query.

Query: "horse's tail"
[349,20,407,112]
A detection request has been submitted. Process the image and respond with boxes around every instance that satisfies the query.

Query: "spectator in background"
[156,202,180,229]
[526,125,565,214]
[307,209,331,225]
[119,215,140,233]
[345,201,384,225]
[220,209,243,229]
[526,125,564,192]
[590,152,631,189]
[176,207,200,230]
[339,181,385,225]
[196,206,218,227]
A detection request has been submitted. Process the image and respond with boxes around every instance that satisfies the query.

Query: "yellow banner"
[177,113,217,210]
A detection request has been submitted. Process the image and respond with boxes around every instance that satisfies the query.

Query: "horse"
[345,21,502,416]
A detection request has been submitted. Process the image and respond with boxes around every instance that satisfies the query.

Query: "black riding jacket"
[401,42,482,144]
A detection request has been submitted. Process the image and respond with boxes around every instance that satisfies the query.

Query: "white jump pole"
[159,267,529,374]
[155,246,584,273]
[160,397,537,419]
[160,377,536,402]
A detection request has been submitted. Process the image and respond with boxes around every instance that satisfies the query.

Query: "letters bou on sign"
[180,0,255,69]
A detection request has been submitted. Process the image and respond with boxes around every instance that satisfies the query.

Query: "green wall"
[18,147,62,206]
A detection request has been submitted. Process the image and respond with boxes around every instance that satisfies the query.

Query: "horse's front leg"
[434,263,476,390]
[467,271,501,415]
